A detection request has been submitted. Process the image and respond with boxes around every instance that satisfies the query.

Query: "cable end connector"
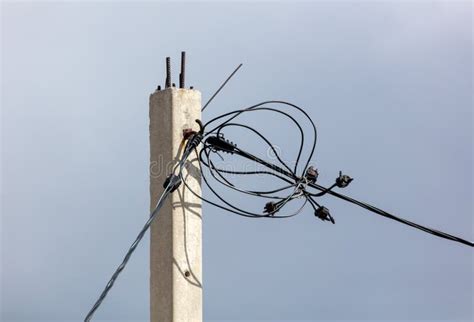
[205,134,237,154]
[336,171,353,188]
[315,206,335,224]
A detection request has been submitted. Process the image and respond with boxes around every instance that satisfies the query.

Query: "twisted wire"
[84,134,202,321]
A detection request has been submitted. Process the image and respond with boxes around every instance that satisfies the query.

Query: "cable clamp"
[163,174,182,193]
[182,128,197,140]
[186,132,203,151]
[205,134,237,154]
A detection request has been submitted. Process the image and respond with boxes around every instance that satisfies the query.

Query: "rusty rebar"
[165,57,171,88]
[179,51,186,88]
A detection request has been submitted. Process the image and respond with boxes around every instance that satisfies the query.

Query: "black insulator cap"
[306,166,319,182]
[336,171,353,188]
[315,206,335,224]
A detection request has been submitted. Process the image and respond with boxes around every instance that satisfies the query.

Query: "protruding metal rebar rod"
[165,57,171,88]
[179,51,186,88]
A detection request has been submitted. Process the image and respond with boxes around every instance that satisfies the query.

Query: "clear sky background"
[1,1,472,321]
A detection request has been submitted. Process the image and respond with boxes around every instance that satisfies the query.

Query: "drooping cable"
[84,131,203,322]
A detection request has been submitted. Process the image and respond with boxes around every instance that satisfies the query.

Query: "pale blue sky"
[1,1,472,321]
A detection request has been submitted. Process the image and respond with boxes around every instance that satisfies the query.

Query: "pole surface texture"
[149,87,202,322]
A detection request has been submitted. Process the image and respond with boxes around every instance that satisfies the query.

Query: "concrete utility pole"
[149,53,202,322]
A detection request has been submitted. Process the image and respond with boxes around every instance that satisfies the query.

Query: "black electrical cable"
[204,101,318,174]
[308,182,474,247]
[86,92,472,322]
[205,151,295,199]
[239,142,473,245]
[200,100,473,247]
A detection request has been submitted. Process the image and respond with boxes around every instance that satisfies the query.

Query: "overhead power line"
[85,63,472,321]
[197,100,473,247]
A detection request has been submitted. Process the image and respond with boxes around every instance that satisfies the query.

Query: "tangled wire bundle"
[185,102,473,245]
[191,100,347,222]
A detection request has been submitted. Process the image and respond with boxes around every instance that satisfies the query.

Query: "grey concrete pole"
[149,87,202,322]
